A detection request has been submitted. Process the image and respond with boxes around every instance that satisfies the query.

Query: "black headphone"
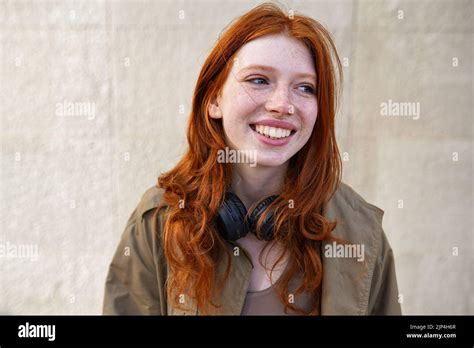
[215,192,279,242]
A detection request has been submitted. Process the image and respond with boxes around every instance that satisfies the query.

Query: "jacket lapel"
[166,240,253,315]
[320,185,383,315]
[205,240,253,315]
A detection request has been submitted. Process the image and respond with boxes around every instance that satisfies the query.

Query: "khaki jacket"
[102,182,402,315]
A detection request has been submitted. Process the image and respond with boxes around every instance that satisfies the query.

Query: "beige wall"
[0,0,472,314]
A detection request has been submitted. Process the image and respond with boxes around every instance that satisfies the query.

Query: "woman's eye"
[246,78,315,95]
[247,78,268,85]
[299,85,315,94]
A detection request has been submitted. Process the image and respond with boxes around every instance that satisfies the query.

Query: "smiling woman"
[103,2,401,316]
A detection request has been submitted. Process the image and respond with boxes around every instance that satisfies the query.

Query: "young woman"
[103,3,401,316]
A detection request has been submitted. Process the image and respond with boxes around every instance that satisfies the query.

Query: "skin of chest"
[236,232,290,292]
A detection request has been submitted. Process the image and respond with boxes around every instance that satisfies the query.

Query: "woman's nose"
[264,85,293,115]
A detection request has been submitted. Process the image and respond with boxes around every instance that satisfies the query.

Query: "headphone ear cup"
[247,195,278,241]
[216,192,248,241]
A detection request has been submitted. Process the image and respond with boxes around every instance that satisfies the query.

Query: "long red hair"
[156,2,343,315]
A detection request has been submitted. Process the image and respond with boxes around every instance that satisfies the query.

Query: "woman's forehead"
[233,33,316,76]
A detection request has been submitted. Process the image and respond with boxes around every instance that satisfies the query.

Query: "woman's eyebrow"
[239,64,316,82]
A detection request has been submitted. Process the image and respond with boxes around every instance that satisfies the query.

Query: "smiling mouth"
[249,124,296,140]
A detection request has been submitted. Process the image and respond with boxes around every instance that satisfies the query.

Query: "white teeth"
[253,124,292,139]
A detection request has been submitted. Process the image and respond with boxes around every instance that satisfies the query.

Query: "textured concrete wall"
[0,0,472,314]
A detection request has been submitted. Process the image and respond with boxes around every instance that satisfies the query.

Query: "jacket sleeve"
[367,230,402,315]
[102,204,166,315]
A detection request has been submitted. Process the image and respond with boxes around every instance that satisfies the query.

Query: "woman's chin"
[254,156,289,168]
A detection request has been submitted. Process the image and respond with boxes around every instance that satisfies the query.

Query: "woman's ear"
[208,98,223,119]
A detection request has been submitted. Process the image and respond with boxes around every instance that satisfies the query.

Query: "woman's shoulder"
[322,182,401,315]
[135,185,166,219]
[327,181,385,223]
[323,181,386,250]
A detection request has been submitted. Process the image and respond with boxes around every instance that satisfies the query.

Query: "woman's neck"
[231,162,288,209]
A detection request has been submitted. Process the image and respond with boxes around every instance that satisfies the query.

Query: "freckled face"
[209,33,318,167]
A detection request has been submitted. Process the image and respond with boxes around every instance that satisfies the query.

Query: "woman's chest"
[236,234,290,292]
